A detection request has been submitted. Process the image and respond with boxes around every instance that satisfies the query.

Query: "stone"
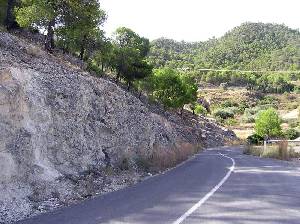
[0,31,237,223]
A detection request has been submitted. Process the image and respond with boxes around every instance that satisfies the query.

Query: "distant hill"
[148,22,300,71]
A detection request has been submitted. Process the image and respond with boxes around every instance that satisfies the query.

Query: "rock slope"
[0,31,236,223]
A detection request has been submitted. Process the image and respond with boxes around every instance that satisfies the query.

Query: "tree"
[15,0,106,53]
[254,108,282,138]
[152,68,185,109]
[152,68,197,111]
[112,27,152,88]
[57,0,106,60]
[134,74,156,99]
[180,74,198,106]
[92,38,114,72]
[5,0,19,29]
[15,0,62,51]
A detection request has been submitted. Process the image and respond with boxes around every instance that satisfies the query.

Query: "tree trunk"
[116,72,120,83]
[127,81,131,91]
[138,91,142,99]
[101,62,104,72]
[79,46,85,60]
[80,35,87,60]
[5,0,19,30]
[45,19,55,52]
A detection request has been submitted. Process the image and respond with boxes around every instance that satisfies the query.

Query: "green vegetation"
[147,68,198,110]
[149,23,300,72]
[194,104,207,115]
[15,0,106,52]
[149,23,300,93]
[110,27,152,89]
[284,128,299,140]
[0,0,6,25]
[254,108,282,138]
[1,2,299,128]
[213,108,235,120]
[246,133,264,145]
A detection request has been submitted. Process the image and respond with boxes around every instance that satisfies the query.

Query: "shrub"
[227,106,240,114]
[293,86,300,94]
[221,100,238,108]
[87,60,104,76]
[254,108,282,138]
[213,108,234,119]
[238,101,249,113]
[135,156,152,172]
[194,104,207,115]
[247,133,264,145]
[243,105,277,123]
[242,114,256,123]
[220,82,228,90]
[258,96,278,106]
[284,128,299,140]
[224,118,238,126]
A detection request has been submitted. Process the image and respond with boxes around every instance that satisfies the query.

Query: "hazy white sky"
[101,0,300,42]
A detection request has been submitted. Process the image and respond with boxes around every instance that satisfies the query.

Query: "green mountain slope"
[148,22,300,71]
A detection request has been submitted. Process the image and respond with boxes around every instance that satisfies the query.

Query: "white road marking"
[172,153,235,224]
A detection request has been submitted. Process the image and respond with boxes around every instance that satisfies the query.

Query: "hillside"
[0,31,236,223]
[148,22,300,71]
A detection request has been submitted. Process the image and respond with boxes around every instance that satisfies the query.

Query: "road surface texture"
[17,147,300,224]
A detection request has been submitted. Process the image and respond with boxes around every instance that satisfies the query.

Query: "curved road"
[17,147,300,224]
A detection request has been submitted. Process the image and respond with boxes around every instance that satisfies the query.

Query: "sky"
[100,0,300,42]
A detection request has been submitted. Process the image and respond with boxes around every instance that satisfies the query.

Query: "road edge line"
[171,153,235,224]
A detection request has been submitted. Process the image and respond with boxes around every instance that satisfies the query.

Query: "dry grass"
[244,141,300,160]
[244,145,262,157]
[136,142,202,172]
[278,141,289,160]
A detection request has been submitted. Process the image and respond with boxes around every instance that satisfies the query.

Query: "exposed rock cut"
[0,31,236,223]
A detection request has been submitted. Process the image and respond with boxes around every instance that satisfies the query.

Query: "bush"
[194,104,207,115]
[254,108,282,138]
[87,60,104,76]
[220,82,228,90]
[284,128,299,140]
[258,96,278,106]
[227,106,240,114]
[238,101,249,113]
[213,108,234,119]
[221,100,238,108]
[247,134,264,145]
[243,105,277,123]
[223,118,238,126]
[293,86,300,93]
[242,114,256,123]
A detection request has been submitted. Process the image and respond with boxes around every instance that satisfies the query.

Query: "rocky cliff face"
[0,31,236,223]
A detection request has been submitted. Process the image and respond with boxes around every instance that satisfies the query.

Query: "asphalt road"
[17,147,300,224]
